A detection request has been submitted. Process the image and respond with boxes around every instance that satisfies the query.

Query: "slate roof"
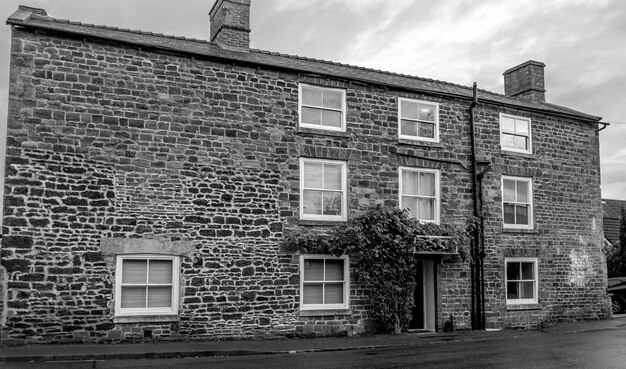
[6,6,602,123]
[603,199,626,244]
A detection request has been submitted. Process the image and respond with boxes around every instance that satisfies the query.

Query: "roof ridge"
[46,15,213,45]
[250,48,510,99]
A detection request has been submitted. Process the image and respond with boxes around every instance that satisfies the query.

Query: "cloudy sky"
[0,0,625,200]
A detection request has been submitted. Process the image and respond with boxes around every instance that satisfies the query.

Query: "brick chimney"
[503,61,546,103]
[209,0,251,52]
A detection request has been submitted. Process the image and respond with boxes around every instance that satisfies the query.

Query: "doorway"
[409,260,436,331]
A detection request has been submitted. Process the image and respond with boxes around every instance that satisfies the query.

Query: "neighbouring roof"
[603,199,626,244]
[6,6,602,123]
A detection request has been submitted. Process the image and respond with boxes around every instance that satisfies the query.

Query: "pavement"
[1,315,625,363]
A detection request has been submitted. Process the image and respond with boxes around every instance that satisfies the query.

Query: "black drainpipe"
[469,83,484,330]
[478,173,487,330]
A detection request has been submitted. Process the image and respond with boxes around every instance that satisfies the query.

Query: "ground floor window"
[505,257,538,304]
[300,255,349,310]
[115,254,179,316]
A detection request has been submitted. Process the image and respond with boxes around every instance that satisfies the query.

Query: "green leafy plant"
[283,207,471,333]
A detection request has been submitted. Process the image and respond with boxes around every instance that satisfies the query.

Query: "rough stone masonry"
[0,3,610,344]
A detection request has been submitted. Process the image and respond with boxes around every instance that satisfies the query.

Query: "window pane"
[304,260,324,281]
[520,282,534,299]
[507,262,520,281]
[513,136,528,150]
[521,262,534,279]
[418,104,436,122]
[503,204,515,224]
[402,171,418,196]
[325,283,344,304]
[418,172,435,197]
[515,119,529,135]
[516,181,529,203]
[400,100,419,120]
[507,282,519,299]
[303,190,323,215]
[148,260,173,284]
[147,286,172,307]
[303,283,323,304]
[322,90,342,110]
[402,196,418,218]
[325,260,344,281]
[302,87,322,106]
[418,198,435,221]
[301,107,321,125]
[122,260,147,284]
[303,162,323,189]
[516,205,529,225]
[503,179,516,202]
[323,164,342,190]
[400,120,418,136]
[121,286,146,308]
[501,134,517,149]
[321,110,342,127]
[418,122,435,138]
[322,191,342,216]
[501,116,515,133]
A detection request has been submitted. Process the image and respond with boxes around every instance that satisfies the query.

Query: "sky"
[0,0,625,201]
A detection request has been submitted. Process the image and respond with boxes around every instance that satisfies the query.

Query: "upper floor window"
[115,254,179,316]
[299,84,346,131]
[300,255,349,310]
[399,167,440,223]
[505,258,539,305]
[500,113,531,153]
[502,176,533,229]
[398,98,439,142]
[300,158,347,221]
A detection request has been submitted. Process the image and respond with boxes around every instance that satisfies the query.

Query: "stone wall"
[0,26,609,344]
[476,107,609,328]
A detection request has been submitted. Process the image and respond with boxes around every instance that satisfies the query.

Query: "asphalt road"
[3,328,625,369]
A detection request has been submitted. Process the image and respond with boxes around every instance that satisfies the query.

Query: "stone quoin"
[0,1,610,344]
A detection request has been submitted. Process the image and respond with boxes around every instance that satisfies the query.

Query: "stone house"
[0,1,610,344]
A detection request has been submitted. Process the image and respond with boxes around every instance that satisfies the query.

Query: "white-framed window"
[399,167,440,223]
[505,257,539,304]
[300,255,349,310]
[398,98,439,142]
[299,84,346,131]
[115,254,179,316]
[299,158,347,221]
[500,113,532,153]
[502,176,533,229]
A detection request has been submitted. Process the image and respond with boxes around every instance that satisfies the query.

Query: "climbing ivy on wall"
[283,207,473,333]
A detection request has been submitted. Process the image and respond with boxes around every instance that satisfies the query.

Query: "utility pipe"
[469,82,484,330]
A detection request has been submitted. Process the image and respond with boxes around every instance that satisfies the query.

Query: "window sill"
[113,315,180,324]
[506,303,541,311]
[299,309,352,317]
[299,219,348,227]
[502,227,538,234]
[398,138,443,148]
[296,127,350,138]
[500,150,535,159]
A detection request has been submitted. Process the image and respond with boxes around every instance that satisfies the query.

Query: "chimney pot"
[503,60,546,103]
[209,0,251,52]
